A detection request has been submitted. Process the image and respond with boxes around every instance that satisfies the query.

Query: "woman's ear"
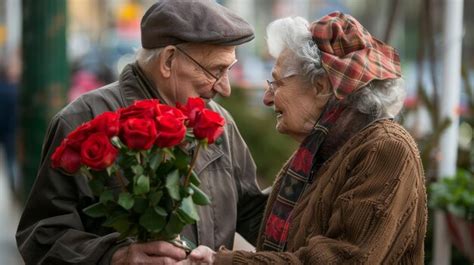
[316,75,332,94]
[158,46,177,79]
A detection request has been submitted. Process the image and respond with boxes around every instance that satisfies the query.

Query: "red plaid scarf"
[262,98,345,251]
[310,12,401,99]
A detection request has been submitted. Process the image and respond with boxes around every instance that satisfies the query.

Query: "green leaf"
[133,197,148,214]
[149,151,163,171]
[88,178,104,196]
[189,171,201,185]
[132,165,144,176]
[100,190,114,204]
[83,202,107,218]
[190,183,211,205]
[162,148,176,161]
[118,192,135,210]
[166,170,181,200]
[111,136,124,149]
[179,196,200,222]
[103,213,130,234]
[177,208,195,224]
[164,211,187,235]
[174,149,191,170]
[81,167,93,180]
[139,208,166,233]
[106,165,115,177]
[134,175,150,195]
[149,191,163,206]
[154,206,167,217]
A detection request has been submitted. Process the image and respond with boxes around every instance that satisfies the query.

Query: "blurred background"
[0,0,472,264]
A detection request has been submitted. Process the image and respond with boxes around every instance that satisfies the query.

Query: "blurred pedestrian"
[0,62,19,194]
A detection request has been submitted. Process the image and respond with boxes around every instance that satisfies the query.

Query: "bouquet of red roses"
[51,98,224,244]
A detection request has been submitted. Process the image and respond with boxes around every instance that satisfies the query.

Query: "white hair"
[136,47,163,67]
[266,16,406,118]
[266,17,325,85]
[346,79,407,118]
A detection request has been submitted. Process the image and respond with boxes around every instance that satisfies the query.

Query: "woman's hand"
[176,245,216,265]
[111,241,187,264]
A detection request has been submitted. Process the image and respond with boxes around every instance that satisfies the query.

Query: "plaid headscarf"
[262,11,402,252]
[310,11,401,99]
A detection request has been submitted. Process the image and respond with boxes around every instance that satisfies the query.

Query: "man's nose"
[213,76,231,97]
[263,89,274,106]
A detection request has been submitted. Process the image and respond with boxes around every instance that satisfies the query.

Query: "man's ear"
[158,46,177,78]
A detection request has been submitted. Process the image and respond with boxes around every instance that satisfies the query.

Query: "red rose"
[193,109,225,144]
[67,122,95,150]
[120,118,158,150]
[158,104,187,121]
[89,111,120,137]
[51,139,81,173]
[80,132,118,171]
[177,97,205,127]
[155,114,186,148]
[119,99,161,121]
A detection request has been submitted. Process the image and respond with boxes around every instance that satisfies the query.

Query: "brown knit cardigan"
[215,120,427,264]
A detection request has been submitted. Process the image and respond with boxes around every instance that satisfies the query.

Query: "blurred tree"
[21,0,68,199]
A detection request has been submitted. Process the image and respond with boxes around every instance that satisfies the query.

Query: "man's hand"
[111,241,187,264]
[176,245,216,265]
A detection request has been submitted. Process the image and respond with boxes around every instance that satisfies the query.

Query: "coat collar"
[119,62,164,106]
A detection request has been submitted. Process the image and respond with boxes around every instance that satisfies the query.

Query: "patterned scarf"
[262,97,345,251]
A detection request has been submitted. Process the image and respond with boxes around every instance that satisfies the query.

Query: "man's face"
[170,44,237,104]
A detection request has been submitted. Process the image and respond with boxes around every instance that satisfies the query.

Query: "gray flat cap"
[141,0,255,48]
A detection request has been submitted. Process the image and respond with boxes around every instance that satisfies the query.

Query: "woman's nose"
[263,89,274,106]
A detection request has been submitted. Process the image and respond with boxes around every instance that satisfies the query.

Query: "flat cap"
[141,0,255,48]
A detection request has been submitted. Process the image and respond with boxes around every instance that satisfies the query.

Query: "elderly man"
[16,1,267,264]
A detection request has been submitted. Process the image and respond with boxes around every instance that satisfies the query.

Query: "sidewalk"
[0,150,23,264]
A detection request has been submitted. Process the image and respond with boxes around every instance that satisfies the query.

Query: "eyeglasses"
[176,46,238,89]
[266,74,296,94]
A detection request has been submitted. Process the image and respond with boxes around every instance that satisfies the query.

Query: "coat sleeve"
[227,118,269,246]
[16,115,132,265]
[215,137,425,264]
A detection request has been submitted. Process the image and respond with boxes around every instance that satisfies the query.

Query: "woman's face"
[263,49,332,142]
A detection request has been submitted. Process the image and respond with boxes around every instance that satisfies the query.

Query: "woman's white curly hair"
[266,17,406,118]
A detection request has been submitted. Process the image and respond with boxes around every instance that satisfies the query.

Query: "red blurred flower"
[193,109,225,144]
[120,118,158,150]
[89,111,120,137]
[67,123,95,150]
[119,99,161,120]
[51,139,82,173]
[80,132,118,171]
[155,114,186,148]
[177,97,205,127]
[158,104,187,121]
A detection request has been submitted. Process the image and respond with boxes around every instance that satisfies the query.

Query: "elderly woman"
[187,12,427,264]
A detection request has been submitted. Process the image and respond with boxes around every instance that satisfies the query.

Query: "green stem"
[114,170,128,192]
[184,143,201,188]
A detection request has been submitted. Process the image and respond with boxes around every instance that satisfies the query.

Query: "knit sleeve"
[215,137,425,264]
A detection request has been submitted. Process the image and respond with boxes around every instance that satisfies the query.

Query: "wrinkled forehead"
[272,49,297,78]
